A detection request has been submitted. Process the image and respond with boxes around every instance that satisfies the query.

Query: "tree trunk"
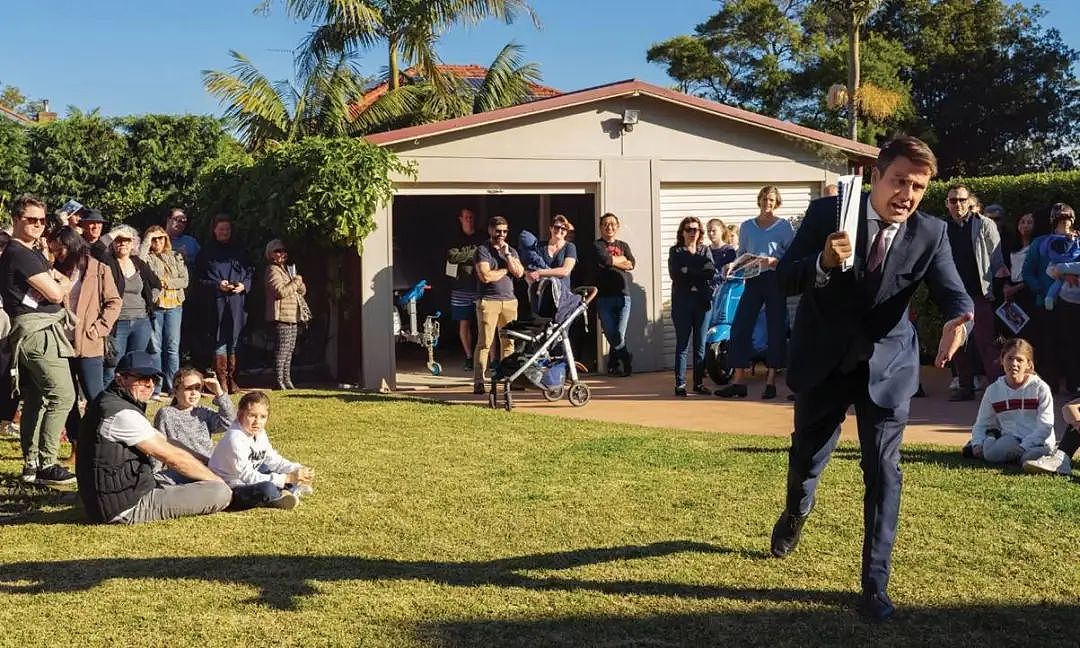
[389,36,400,91]
[847,17,860,141]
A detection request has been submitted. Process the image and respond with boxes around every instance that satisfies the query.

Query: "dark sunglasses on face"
[180,382,202,392]
[22,216,46,225]
[493,229,509,235]
[551,225,568,232]
[683,227,699,233]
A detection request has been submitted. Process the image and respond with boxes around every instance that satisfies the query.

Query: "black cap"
[80,209,107,223]
[115,351,163,380]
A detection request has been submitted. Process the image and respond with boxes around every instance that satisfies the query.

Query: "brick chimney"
[35,99,57,124]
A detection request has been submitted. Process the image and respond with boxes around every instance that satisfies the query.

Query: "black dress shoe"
[715,383,748,398]
[675,385,688,397]
[860,589,895,622]
[762,384,777,400]
[770,509,810,558]
[692,383,710,394]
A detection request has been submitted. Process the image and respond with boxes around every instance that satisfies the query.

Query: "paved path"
[393,364,1030,447]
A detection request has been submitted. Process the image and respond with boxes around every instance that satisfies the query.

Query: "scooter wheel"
[542,385,566,402]
[427,361,442,376]
[567,382,591,407]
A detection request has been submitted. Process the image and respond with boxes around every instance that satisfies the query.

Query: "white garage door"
[658,183,818,368]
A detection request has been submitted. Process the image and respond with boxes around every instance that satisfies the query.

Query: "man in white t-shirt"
[75,351,231,524]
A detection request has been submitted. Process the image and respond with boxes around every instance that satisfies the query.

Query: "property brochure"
[835,174,862,272]
[995,301,1030,334]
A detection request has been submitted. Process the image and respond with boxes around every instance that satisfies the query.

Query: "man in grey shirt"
[472,216,524,393]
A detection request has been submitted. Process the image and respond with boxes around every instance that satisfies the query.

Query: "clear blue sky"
[0,0,1076,118]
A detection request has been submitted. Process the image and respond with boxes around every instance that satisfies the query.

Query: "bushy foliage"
[194,136,414,255]
[0,119,30,214]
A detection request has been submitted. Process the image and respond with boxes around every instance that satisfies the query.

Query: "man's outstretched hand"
[935,312,974,368]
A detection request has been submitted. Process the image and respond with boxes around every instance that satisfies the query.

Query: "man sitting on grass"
[76,351,232,524]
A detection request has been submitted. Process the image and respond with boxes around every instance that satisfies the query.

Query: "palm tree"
[266,0,539,93]
[837,0,883,140]
[202,49,422,150]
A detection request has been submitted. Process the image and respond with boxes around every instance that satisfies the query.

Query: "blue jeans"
[66,356,105,441]
[103,317,153,386]
[729,271,788,369]
[671,292,711,388]
[153,306,183,393]
[227,481,288,511]
[597,295,631,350]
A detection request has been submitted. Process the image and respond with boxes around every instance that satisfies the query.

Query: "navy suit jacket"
[777,194,973,409]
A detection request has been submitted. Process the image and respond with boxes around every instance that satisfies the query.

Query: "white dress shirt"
[816,197,900,286]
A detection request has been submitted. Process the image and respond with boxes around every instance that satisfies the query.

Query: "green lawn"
[1,390,1079,647]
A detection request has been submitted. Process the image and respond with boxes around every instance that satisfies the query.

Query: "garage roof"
[365,78,879,161]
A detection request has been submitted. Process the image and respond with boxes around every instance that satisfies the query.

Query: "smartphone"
[205,370,217,379]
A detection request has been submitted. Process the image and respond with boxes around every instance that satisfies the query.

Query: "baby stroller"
[488,279,598,411]
[392,280,442,375]
[704,272,768,386]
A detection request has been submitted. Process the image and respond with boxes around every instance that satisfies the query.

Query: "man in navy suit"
[771,136,974,621]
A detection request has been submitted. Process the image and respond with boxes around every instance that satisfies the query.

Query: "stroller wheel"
[505,391,514,411]
[567,382,591,407]
[542,385,566,402]
[427,361,442,376]
[488,383,497,409]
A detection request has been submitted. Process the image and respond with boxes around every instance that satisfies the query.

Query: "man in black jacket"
[76,351,230,524]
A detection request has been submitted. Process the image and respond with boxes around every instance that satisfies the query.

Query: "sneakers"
[948,377,959,391]
[464,357,474,372]
[268,490,300,510]
[35,464,77,486]
[473,382,486,395]
[1023,450,1073,476]
[21,464,38,484]
[770,509,811,558]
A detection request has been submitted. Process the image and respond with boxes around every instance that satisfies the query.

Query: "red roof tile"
[365,78,879,160]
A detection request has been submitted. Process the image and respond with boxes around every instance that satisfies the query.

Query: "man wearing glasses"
[76,351,231,524]
[0,194,78,486]
[944,184,1002,401]
[166,208,200,270]
[472,216,524,394]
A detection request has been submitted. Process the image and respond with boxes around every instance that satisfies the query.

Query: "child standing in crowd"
[154,368,235,465]
[965,339,1056,464]
[208,391,313,511]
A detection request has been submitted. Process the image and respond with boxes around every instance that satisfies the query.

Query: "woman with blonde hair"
[264,239,307,390]
[141,224,189,398]
[102,223,162,386]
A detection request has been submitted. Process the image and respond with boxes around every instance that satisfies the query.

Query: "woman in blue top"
[668,217,716,396]
[716,186,794,399]
[526,214,578,294]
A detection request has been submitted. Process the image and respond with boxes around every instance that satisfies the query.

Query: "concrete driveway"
[394,361,1020,447]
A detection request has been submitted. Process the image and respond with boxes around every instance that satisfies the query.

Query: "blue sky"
[0,0,1076,117]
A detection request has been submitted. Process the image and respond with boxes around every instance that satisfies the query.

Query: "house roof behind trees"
[365,78,880,162]
[0,104,33,126]
[350,64,562,117]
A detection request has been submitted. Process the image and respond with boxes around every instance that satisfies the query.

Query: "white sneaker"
[268,490,300,510]
[1023,450,1072,476]
[949,377,959,391]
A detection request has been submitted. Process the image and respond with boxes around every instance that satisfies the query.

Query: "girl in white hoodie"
[208,390,314,510]
[968,338,1056,464]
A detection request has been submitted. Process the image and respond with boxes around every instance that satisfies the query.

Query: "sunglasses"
[493,229,509,235]
[947,197,969,204]
[551,224,568,232]
[180,382,203,392]
[683,227,699,233]
[150,236,166,241]
[21,216,46,225]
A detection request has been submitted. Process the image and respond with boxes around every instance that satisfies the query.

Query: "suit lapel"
[854,194,870,282]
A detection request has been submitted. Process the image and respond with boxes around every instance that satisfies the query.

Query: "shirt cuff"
[814,253,831,287]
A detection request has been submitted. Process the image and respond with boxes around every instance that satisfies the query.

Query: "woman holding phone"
[264,239,307,390]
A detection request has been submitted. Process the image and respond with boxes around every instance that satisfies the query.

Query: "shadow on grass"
[0,540,837,611]
[729,445,1004,470]
[0,476,82,526]
[415,603,1080,647]
[284,392,463,407]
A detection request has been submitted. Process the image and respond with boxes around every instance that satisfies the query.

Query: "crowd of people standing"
[1,194,311,488]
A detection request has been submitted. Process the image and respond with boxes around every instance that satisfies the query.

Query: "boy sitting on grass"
[208,390,314,511]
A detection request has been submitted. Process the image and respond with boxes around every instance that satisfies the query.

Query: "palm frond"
[434,0,541,29]
[348,85,430,135]
[201,50,292,150]
[473,41,541,114]
[296,21,380,80]
[275,0,384,27]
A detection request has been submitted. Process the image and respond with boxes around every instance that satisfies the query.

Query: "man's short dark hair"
[11,194,46,220]
[946,183,970,195]
[488,216,508,230]
[600,212,619,225]
[875,135,938,178]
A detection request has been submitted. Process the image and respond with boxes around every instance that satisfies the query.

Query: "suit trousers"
[952,295,1001,391]
[786,363,907,593]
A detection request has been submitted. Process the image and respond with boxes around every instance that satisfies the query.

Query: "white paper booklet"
[835,175,862,272]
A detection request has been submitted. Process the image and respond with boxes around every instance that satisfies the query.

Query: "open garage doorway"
[391,191,597,387]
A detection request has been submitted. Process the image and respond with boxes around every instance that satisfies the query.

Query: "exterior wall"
[360,96,852,388]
